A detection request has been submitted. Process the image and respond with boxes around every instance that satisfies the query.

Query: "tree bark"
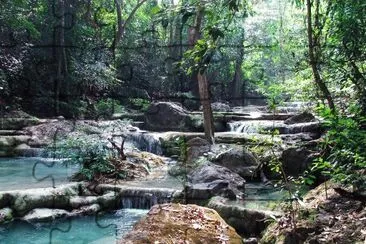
[306,0,335,112]
[189,2,215,144]
[198,72,215,143]
[55,0,67,116]
[231,29,245,106]
[110,0,148,60]
[188,2,204,103]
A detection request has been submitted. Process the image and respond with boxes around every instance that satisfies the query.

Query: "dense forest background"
[2,0,364,118]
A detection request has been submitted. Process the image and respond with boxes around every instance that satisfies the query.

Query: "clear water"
[0,157,78,191]
[240,183,289,210]
[0,209,148,244]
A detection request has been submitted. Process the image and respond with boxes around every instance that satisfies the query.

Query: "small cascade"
[228,120,319,135]
[121,195,160,209]
[120,187,179,209]
[228,121,272,133]
[229,121,259,133]
[125,131,163,155]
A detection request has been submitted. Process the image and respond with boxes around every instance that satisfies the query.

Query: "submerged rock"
[208,196,282,236]
[120,203,243,244]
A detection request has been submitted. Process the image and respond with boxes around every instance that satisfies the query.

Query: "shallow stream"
[0,209,148,244]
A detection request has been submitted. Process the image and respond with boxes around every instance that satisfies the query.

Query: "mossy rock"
[1,118,40,130]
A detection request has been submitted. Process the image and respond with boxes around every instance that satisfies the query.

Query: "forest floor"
[262,182,366,243]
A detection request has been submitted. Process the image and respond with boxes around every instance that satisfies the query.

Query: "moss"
[297,208,317,223]
[260,222,279,244]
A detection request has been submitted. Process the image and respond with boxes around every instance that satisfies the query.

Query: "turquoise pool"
[0,209,148,244]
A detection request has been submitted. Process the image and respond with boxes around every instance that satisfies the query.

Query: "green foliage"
[128,98,150,111]
[52,136,113,181]
[94,98,124,119]
[72,61,121,94]
[307,105,366,190]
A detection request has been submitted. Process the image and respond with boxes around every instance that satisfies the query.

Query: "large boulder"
[145,102,192,131]
[184,180,238,200]
[120,203,243,244]
[284,111,316,125]
[184,163,246,200]
[212,145,260,179]
[281,147,315,176]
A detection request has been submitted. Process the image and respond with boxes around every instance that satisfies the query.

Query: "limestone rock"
[184,163,245,200]
[186,137,211,164]
[70,196,98,209]
[201,102,231,112]
[120,203,243,244]
[212,145,260,179]
[208,196,282,235]
[22,208,69,222]
[184,180,237,200]
[0,208,13,224]
[145,102,191,131]
[284,111,316,125]
[281,147,314,176]
[6,183,81,216]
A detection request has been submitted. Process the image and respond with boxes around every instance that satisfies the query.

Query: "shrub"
[306,105,366,191]
[52,135,120,181]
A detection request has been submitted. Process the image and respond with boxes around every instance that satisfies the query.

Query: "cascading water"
[125,131,163,155]
[228,120,319,135]
[228,120,285,133]
[120,187,179,209]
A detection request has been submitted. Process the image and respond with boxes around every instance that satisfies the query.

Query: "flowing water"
[228,120,285,133]
[0,208,148,244]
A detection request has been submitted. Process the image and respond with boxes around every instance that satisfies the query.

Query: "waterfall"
[228,120,319,135]
[120,188,178,209]
[125,131,163,155]
[228,121,262,133]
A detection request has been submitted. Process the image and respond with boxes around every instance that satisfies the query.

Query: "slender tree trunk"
[306,0,335,112]
[231,29,244,106]
[111,0,123,61]
[198,72,215,143]
[110,0,147,61]
[188,2,215,143]
[55,0,67,116]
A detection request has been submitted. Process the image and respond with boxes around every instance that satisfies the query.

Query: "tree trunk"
[231,29,245,106]
[110,0,123,61]
[110,0,147,61]
[188,3,204,104]
[55,0,67,116]
[188,2,215,143]
[306,0,335,112]
[198,72,215,143]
